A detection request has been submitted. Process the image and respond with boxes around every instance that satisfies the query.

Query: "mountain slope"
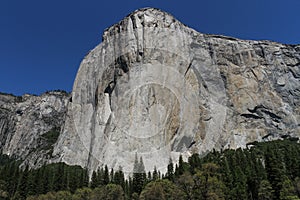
[0,91,69,167]
[51,8,300,175]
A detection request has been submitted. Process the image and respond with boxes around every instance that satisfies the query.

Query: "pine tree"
[188,153,201,174]
[147,171,152,182]
[7,162,20,196]
[97,167,104,186]
[174,164,179,178]
[52,163,64,191]
[265,146,285,199]
[139,156,147,185]
[132,154,146,194]
[166,158,174,181]
[193,163,226,200]
[104,165,109,185]
[110,168,114,184]
[124,179,130,198]
[294,177,300,198]
[280,176,298,200]
[114,166,125,189]
[178,155,185,175]
[26,169,37,196]
[152,166,158,181]
[140,179,186,200]
[16,166,29,199]
[177,172,194,199]
[91,171,98,188]
[81,167,89,188]
[258,180,274,200]
[128,176,133,197]
[231,166,247,199]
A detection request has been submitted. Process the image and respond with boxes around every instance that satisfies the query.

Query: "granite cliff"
[1,8,299,174]
[52,8,300,174]
[0,91,69,167]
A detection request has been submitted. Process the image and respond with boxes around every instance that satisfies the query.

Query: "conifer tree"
[280,176,298,200]
[166,157,174,181]
[132,154,146,194]
[104,165,109,185]
[97,167,104,186]
[110,168,114,183]
[114,166,125,189]
[258,179,274,200]
[147,171,152,182]
[90,171,98,188]
[178,154,185,175]
[16,166,29,199]
[152,166,158,181]
[265,146,285,199]
[81,167,89,188]
[193,163,226,200]
[139,156,147,185]
[26,170,37,196]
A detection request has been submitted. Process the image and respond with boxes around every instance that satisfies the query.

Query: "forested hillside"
[0,138,299,200]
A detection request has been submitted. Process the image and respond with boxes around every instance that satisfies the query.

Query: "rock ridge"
[0,91,70,168]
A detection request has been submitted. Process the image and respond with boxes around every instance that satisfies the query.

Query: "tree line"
[0,138,299,199]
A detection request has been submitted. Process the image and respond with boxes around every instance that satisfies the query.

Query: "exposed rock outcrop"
[51,8,300,175]
[0,91,69,167]
[0,8,299,175]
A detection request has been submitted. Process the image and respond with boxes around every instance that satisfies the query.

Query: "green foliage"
[166,158,174,181]
[0,180,9,200]
[44,90,68,95]
[132,154,146,195]
[192,163,226,200]
[0,139,299,200]
[152,166,159,181]
[37,128,60,154]
[0,161,88,199]
[176,172,194,199]
[104,165,109,185]
[41,129,60,147]
[72,187,92,200]
[177,154,186,176]
[89,184,124,200]
[172,139,300,200]
[140,179,185,200]
[113,166,125,189]
[258,179,274,200]
[280,177,299,200]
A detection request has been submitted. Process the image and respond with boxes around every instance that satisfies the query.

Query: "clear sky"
[0,0,299,96]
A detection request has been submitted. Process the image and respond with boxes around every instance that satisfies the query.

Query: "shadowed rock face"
[1,8,299,174]
[51,8,300,174]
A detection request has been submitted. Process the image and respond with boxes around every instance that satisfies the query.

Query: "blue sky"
[0,0,299,96]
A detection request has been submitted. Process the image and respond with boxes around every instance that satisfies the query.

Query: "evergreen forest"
[0,138,299,200]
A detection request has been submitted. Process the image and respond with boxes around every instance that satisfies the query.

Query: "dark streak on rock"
[184,62,193,77]
[247,105,267,113]
[261,110,282,120]
[241,113,263,119]
[188,141,196,148]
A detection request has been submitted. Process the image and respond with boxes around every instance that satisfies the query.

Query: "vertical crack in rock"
[86,111,96,169]
[184,60,193,77]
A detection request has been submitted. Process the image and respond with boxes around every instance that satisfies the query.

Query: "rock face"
[0,91,69,167]
[52,8,300,174]
[0,8,299,175]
